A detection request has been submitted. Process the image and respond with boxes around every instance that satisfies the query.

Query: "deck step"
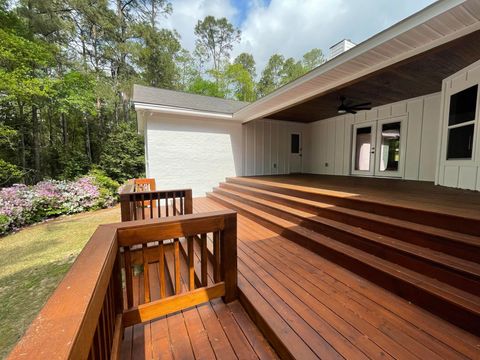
[213,186,480,295]
[207,191,480,336]
[225,177,480,237]
[219,182,480,263]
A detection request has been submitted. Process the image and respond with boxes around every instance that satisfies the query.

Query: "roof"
[133,0,480,124]
[233,0,480,122]
[132,85,249,114]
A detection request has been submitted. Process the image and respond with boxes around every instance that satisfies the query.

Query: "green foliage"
[0,159,23,186]
[257,54,285,97]
[60,150,91,180]
[99,123,145,183]
[234,53,256,78]
[188,76,226,98]
[302,48,325,71]
[87,168,120,207]
[194,16,241,72]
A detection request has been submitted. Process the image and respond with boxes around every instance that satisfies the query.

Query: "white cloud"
[166,0,436,74]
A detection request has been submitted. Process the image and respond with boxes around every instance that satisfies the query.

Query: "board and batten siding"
[242,119,310,176]
[308,93,442,181]
[143,112,243,197]
[437,59,480,191]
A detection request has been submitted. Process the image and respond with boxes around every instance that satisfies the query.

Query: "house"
[9,1,480,359]
[133,0,480,196]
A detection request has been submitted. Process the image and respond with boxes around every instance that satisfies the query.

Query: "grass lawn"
[0,206,121,359]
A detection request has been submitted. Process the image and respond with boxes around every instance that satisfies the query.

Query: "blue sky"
[165,0,437,72]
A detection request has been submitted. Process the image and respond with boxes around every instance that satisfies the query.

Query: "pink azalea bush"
[0,172,118,235]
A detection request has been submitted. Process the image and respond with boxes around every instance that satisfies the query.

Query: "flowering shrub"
[0,171,118,235]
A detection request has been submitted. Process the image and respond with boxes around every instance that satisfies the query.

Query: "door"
[289,133,302,173]
[351,121,376,176]
[374,117,406,177]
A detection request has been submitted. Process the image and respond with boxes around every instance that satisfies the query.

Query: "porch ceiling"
[267,30,480,123]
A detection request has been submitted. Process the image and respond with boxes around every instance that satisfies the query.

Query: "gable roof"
[132,85,249,115]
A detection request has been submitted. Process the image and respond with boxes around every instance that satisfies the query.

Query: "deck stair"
[207,177,480,336]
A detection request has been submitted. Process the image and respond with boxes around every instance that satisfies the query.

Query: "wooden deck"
[243,174,480,220]
[196,190,480,359]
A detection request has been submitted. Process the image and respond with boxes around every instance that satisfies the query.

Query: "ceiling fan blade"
[350,102,372,108]
[348,109,357,114]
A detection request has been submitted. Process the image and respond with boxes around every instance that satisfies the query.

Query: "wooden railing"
[119,182,192,221]
[8,210,237,360]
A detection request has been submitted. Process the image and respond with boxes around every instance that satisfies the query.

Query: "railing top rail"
[120,188,192,197]
[113,210,236,246]
[8,226,118,360]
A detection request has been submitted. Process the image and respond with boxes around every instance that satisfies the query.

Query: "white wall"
[242,119,310,176]
[144,112,243,197]
[307,93,442,181]
[437,59,480,191]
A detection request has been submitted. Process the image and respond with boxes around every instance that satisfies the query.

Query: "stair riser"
[214,188,480,295]
[219,183,480,263]
[208,193,480,336]
[226,178,480,237]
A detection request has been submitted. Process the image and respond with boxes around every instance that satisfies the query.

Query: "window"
[446,85,478,160]
[291,134,300,154]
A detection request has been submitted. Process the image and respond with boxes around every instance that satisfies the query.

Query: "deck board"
[195,196,480,360]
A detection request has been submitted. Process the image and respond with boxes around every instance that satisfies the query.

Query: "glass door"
[351,121,377,176]
[374,117,406,177]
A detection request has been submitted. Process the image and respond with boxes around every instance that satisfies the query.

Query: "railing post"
[184,189,193,214]
[221,212,237,303]
[120,193,132,222]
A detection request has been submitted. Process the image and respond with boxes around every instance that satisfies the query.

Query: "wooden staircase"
[207,177,480,336]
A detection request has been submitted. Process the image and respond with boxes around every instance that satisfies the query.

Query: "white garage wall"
[145,113,243,197]
[243,119,310,176]
[307,93,442,181]
[437,59,480,191]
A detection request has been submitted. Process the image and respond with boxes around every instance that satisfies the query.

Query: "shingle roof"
[132,84,249,114]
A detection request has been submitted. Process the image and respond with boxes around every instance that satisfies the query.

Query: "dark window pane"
[449,85,478,126]
[291,134,300,153]
[356,126,371,135]
[447,124,474,159]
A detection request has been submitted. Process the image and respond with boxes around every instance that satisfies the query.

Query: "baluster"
[173,192,177,215]
[149,192,153,218]
[158,242,166,298]
[213,231,220,283]
[124,247,133,308]
[180,195,184,215]
[165,193,169,217]
[188,236,194,290]
[157,195,161,218]
[141,194,145,220]
[132,195,137,221]
[174,239,181,294]
[201,233,208,286]
[101,307,108,359]
[143,244,150,303]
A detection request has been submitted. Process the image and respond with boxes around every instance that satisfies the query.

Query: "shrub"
[99,122,145,182]
[0,159,23,187]
[0,172,119,235]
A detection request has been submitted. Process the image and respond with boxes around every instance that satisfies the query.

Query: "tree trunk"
[32,105,41,181]
[61,113,67,146]
[84,114,92,163]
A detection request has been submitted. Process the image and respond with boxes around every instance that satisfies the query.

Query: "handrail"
[8,210,237,360]
[119,183,193,222]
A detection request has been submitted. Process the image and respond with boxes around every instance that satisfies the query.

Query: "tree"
[99,122,145,182]
[257,54,284,97]
[194,16,241,75]
[302,48,325,71]
[234,52,256,78]
[281,57,304,85]
[135,26,181,88]
[187,76,225,98]
[223,63,256,102]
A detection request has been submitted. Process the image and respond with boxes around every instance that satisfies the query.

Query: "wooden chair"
[134,178,157,207]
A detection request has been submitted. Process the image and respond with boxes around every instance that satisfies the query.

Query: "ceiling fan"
[337,96,372,114]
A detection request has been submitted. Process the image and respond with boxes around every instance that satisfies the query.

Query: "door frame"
[351,121,377,176]
[373,116,407,178]
[289,132,303,174]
